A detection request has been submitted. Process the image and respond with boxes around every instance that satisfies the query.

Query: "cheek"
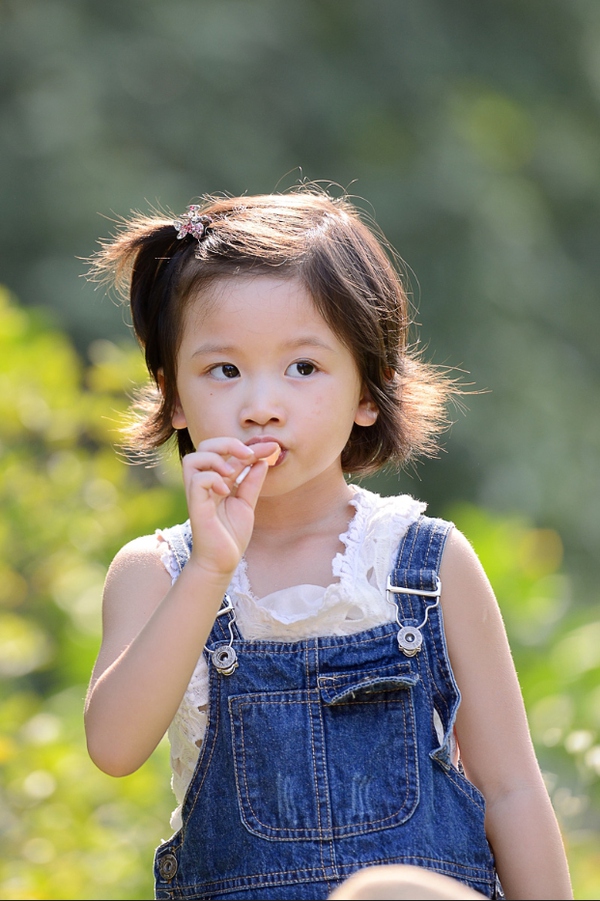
[191,392,230,434]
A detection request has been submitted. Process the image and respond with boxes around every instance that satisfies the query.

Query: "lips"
[245,436,285,467]
[246,436,281,448]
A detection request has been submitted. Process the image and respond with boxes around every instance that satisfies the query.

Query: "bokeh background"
[1,1,599,898]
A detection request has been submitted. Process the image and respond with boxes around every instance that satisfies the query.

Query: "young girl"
[84,188,572,901]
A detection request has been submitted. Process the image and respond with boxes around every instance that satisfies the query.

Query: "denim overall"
[154,515,500,900]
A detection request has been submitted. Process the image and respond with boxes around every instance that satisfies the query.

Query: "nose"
[240,377,285,428]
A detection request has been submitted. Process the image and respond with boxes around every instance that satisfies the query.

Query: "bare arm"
[440,529,573,900]
[84,536,232,776]
[84,438,277,776]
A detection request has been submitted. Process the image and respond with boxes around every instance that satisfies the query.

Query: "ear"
[157,369,187,430]
[354,388,379,427]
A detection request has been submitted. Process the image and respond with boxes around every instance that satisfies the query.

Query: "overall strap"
[389,514,453,602]
[389,515,459,742]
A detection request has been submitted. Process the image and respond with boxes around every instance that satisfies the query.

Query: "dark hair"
[88,185,459,475]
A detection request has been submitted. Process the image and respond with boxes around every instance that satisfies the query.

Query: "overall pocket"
[228,663,420,840]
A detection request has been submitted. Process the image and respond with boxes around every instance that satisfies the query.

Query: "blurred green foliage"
[1,1,600,897]
[0,289,598,898]
[0,287,182,899]
[1,0,599,603]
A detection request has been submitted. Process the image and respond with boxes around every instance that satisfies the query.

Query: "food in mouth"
[264,446,281,466]
[234,444,281,485]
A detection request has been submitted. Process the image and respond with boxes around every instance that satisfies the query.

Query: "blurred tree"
[0,286,182,899]
[1,0,599,894]
[0,0,598,603]
[0,289,598,898]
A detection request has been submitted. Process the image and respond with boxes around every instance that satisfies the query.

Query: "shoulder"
[93,534,175,668]
[439,526,494,603]
[106,532,166,578]
[103,533,172,610]
[90,533,176,682]
[438,526,511,676]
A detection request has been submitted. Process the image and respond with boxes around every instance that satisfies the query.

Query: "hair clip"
[173,205,213,242]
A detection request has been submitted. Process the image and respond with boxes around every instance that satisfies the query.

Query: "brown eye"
[210,363,240,380]
[287,360,316,377]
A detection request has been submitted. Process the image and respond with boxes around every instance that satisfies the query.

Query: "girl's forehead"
[184,274,325,329]
[178,274,355,363]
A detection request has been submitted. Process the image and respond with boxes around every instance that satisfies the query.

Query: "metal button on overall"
[157,853,178,880]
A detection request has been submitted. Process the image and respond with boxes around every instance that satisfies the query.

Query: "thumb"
[233,458,270,507]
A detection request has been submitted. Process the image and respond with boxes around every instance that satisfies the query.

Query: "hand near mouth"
[235,444,281,485]
[180,437,281,579]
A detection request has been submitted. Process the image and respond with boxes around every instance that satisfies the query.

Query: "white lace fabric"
[156,486,426,831]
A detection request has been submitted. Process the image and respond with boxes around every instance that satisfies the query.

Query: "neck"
[253,471,355,541]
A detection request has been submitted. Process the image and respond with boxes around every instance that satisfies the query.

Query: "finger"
[185,468,231,499]
[204,441,280,486]
[232,458,270,505]
[195,437,257,462]
[247,441,280,462]
[185,439,280,488]
[182,450,240,479]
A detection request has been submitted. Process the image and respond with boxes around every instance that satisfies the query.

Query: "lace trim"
[331,486,372,582]
[156,530,180,584]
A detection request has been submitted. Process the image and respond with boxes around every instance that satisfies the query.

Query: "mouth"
[245,436,286,467]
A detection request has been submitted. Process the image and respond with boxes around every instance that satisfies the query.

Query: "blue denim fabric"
[154,515,499,900]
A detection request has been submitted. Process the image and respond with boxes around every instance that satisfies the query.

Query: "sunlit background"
[1,1,599,898]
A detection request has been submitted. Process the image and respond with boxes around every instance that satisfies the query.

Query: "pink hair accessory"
[173,205,212,241]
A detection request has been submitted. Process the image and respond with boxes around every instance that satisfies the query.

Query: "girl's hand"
[181,438,279,579]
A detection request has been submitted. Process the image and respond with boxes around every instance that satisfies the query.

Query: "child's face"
[171,275,376,496]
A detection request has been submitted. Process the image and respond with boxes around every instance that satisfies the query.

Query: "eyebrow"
[285,336,336,352]
[191,336,336,357]
[191,342,238,358]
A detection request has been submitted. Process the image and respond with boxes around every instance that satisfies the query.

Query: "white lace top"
[157,486,426,831]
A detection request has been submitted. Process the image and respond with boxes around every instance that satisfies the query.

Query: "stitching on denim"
[320,662,414,683]
[227,685,247,833]
[333,851,495,877]
[231,690,325,839]
[394,524,441,725]
[230,693,418,835]
[236,695,414,833]
[395,519,456,745]
[169,854,495,896]
[224,628,397,653]
[233,693,318,836]
[423,522,458,738]
[318,663,418,701]
[180,663,222,835]
[181,864,354,889]
[173,862,387,892]
[420,523,455,740]
[441,764,487,812]
[308,645,328,872]
[304,647,326,873]
[314,643,337,876]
